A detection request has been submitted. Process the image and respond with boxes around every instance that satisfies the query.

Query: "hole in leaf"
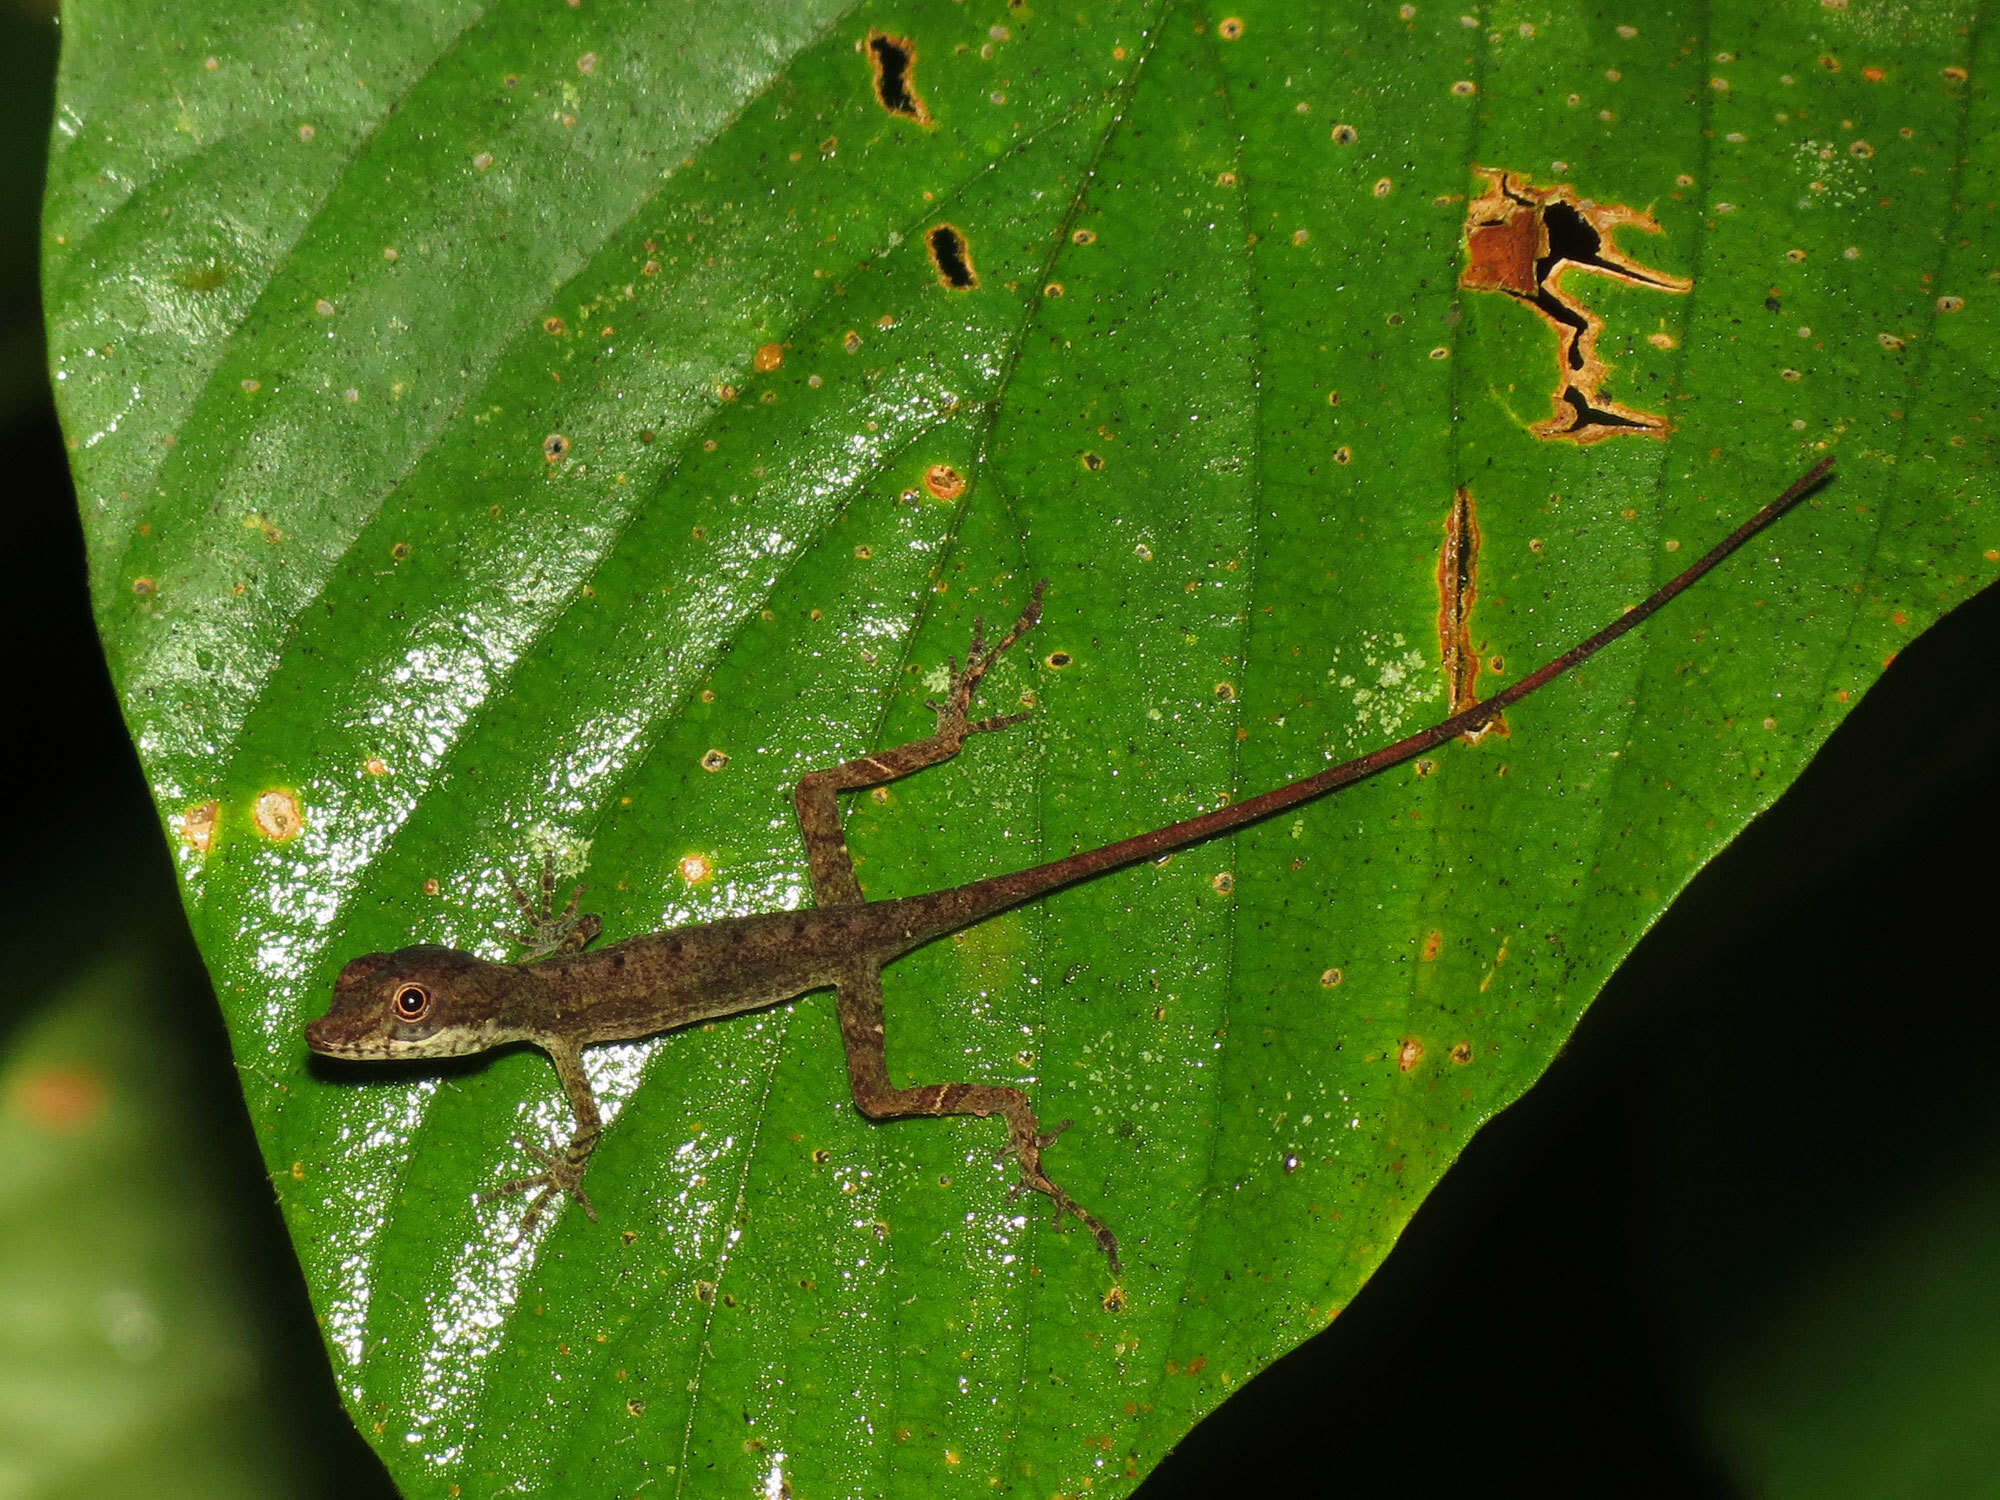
[867,31,933,126]
[1459,167,1691,442]
[927,224,978,289]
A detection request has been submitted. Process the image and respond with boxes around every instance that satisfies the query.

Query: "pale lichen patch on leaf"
[1325,634,1433,743]
[524,824,592,881]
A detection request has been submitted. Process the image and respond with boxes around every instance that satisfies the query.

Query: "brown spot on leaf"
[1436,487,1507,743]
[253,789,303,841]
[924,464,966,500]
[1398,1038,1424,1072]
[1420,929,1443,962]
[1459,167,1691,442]
[180,800,219,853]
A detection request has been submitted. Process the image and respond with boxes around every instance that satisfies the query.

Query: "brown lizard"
[306,458,1834,1271]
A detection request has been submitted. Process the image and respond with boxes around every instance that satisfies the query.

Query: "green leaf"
[46,1,1996,1494]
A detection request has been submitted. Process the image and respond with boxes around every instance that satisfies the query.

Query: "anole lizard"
[307,458,1834,1271]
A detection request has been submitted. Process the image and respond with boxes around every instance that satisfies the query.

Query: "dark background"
[9,4,1996,1493]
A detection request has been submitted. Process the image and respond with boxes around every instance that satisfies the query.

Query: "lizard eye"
[391,984,432,1022]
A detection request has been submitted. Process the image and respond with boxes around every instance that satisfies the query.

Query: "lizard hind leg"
[792,582,1046,909]
[834,965,1120,1273]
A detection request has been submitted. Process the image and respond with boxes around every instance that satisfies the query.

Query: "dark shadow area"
[3,5,396,1492]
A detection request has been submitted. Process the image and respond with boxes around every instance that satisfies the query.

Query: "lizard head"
[307,946,537,1061]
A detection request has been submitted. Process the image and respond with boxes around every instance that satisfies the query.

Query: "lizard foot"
[501,853,603,961]
[925,580,1047,742]
[483,1135,600,1234]
[1000,1117,1123,1273]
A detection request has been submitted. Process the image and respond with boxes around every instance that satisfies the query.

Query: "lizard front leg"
[482,1038,604,1233]
[793,583,1044,906]
[501,852,603,960]
[835,965,1119,1272]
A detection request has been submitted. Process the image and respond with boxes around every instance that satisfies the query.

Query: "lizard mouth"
[305,1016,386,1059]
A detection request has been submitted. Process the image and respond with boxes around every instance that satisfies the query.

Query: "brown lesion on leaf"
[1459,167,1691,443]
[866,31,933,127]
[179,799,220,854]
[252,789,304,841]
[1436,487,1506,743]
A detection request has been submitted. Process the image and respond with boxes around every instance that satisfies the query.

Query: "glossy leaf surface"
[47,1,1996,1494]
